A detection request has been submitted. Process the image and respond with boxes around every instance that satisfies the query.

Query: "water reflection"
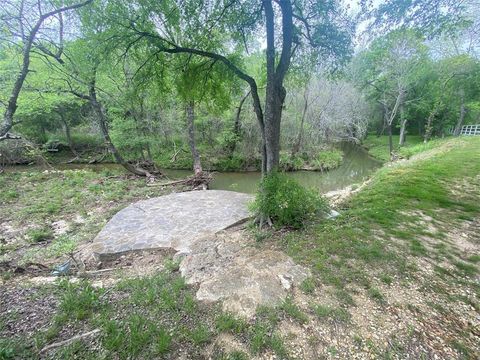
[4,143,380,195]
[166,143,381,194]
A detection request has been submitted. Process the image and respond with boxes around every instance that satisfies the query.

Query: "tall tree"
[110,0,352,174]
[0,0,93,141]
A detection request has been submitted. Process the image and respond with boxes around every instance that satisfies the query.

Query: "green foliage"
[312,149,344,170]
[26,228,53,243]
[363,135,424,161]
[251,172,327,229]
[299,277,316,294]
[279,152,306,171]
[367,287,385,303]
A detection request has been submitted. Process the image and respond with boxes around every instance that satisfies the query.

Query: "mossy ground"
[1,137,479,359]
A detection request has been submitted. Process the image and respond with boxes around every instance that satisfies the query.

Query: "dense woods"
[1,0,478,173]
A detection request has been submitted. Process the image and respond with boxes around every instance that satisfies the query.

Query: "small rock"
[279,274,292,290]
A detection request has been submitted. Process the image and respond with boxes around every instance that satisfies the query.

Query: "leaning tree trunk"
[0,0,92,141]
[388,122,393,157]
[88,83,151,177]
[453,96,466,136]
[185,100,202,176]
[398,105,407,146]
[229,90,250,156]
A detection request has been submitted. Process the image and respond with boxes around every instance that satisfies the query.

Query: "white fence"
[460,124,480,136]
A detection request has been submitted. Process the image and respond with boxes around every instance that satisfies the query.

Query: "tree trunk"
[229,90,250,155]
[398,105,407,146]
[388,122,393,158]
[59,112,79,158]
[264,83,284,172]
[453,96,466,136]
[88,81,150,177]
[263,0,292,173]
[0,0,93,141]
[185,100,202,176]
[424,105,438,143]
[292,89,308,156]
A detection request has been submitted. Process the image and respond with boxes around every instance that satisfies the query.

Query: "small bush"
[251,172,327,229]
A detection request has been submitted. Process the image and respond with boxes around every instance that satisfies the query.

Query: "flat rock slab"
[89,190,253,256]
[180,231,310,318]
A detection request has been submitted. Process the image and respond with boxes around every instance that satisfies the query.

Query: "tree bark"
[453,94,466,136]
[424,104,438,143]
[388,122,393,157]
[263,0,293,172]
[185,100,202,176]
[88,78,151,177]
[229,90,250,155]
[398,105,407,146]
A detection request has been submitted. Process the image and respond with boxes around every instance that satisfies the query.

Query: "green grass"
[299,277,316,294]
[0,168,173,262]
[275,137,480,356]
[26,227,53,243]
[311,304,350,322]
[280,137,480,303]
[279,297,309,323]
[216,313,248,334]
[363,134,424,161]
[58,280,104,321]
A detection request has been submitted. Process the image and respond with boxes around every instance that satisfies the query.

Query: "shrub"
[279,152,305,171]
[251,172,327,229]
[312,149,343,171]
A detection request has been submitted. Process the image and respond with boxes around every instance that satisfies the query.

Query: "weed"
[58,280,103,320]
[216,313,247,334]
[189,324,211,345]
[312,304,350,322]
[453,261,478,276]
[279,297,309,324]
[26,228,53,243]
[367,287,385,303]
[299,277,316,294]
[380,274,393,285]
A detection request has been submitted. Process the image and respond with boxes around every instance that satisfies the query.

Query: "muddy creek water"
[5,143,381,194]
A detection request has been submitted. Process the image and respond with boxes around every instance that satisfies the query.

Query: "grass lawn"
[361,134,448,161]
